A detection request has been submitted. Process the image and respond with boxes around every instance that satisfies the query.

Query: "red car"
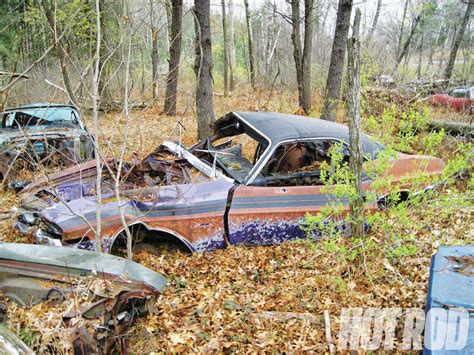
[429,86,473,113]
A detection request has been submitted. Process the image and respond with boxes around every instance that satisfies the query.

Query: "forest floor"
[0,89,472,352]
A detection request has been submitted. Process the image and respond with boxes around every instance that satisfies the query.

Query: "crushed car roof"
[220,111,384,157]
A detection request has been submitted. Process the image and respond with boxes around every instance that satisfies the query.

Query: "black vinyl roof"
[220,111,384,158]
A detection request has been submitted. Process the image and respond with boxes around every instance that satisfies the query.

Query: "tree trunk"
[164,0,183,116]
[150,0,159,99]
[97,0,112,105]
[243,0,255,90]
[42,0,79,107]
[221,0,229,96]
[347,8,364,240]
[165,0,172,48]
[193,1,215,140]
[417,20,424,80]
[396,14,422,67]
[290,1,303,110]
[367,0,382,42]
[321,0,353,122]
[397,0,409,61]
[444,0,472,81]
[228,0,236,91]
[301,0,314,114]
[92,0,102,253]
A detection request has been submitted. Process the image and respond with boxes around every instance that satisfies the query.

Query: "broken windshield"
[2,106,80,129]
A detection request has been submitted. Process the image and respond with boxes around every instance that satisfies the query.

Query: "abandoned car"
[14,112,444,254]
[428,86,474,114]
[0,103,94,183]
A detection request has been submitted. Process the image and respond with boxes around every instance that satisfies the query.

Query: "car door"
[226,139,356,246]
[227,184,351,246]
[449,88,469,112]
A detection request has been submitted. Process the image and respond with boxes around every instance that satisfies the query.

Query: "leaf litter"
[0,91,472,352]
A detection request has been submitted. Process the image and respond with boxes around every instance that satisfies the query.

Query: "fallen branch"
[427,120,473,138]
[0,71,29,79]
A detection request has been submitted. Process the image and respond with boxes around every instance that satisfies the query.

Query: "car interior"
[204,134,351,187]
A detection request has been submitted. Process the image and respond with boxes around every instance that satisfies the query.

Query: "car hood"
[19,141,232,211]
[0,125,83,145]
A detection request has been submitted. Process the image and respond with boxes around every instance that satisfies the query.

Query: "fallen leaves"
[0,94,472,352]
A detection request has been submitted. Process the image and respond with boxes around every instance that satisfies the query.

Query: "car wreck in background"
[0,103,94,184]
[14,112,444,254]
[428,86,473,114]
[0,242,167,353]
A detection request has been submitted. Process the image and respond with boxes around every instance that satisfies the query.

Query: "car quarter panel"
[383,154,445,189]
[40,178,234,252]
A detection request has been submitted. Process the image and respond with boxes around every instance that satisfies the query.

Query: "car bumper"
[14,216,63,247]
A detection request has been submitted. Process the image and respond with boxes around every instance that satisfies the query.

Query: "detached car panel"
[424,246,474,354]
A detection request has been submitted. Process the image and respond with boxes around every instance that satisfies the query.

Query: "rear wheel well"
[109,223,192,256]
[377,190,410,210]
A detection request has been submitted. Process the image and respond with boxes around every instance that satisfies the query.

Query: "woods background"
[0,0,472,124]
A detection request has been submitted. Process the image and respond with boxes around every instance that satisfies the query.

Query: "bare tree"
[164,0,183,115]
[150,0,159,99]
[396,12,422,67]
[42,0,79,107]
[290,0,314,114]
[118,33,134,259]
[97,0,113,105]
[221,0,229,96]
[347,8,364,240]
[92,0,102,253]
[193,0,215,140]
[367,0,382,42]
[243,0,256,90]
[444,0,472,81]
[417,17,425,79]
[322,0,353,122]
[228,0,236,91]
[397,0,409,61]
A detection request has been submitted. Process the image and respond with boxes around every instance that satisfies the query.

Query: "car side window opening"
[450,88,469,98]
[259,139,350,187]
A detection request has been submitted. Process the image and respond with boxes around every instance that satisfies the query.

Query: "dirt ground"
[1,90,472,352]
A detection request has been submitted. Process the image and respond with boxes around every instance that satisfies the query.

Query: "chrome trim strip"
[161,141,233,182]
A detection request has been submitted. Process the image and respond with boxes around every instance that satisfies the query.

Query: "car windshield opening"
[2,107,79,129]
[196,133,261,183]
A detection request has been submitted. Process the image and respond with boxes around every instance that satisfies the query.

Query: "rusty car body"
[0,242,167,352]
[13,112,445,253]
[428,86,474,114]
[0,103,94,183]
